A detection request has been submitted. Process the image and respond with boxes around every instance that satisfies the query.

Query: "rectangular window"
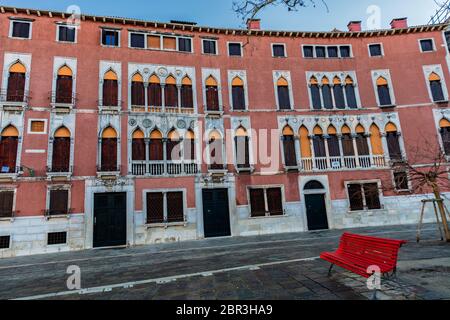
[130,33,145,48]
[249,187,284,217]
[315,46,326,58]
[203,39,217,54]
[420,39,434,52]
[228,43,242,56]
[303,46,314,58]
[47,232,67,245]
[102,29,119,47]
[327,46,338,58]
[58,25,76,42]
[0,236,10,249]
[163,36,177,50]
[11,21,31,39]
[49,189,69,216]
[30,120,46,133]
[147,35,161,49]
[146,191,184,224]
[0,191,14,218]
[369,44,383,57]
[178,37,192,52]
[394,171,409,191]
[273,44,286,57]
[347,182,381,211]
[340,46,351,58]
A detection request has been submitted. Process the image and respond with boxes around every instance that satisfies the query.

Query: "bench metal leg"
[328,264,334,276]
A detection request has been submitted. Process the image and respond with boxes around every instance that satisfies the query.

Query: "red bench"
[320,233,407,278]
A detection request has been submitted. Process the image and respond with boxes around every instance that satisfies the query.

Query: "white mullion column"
[294,136,301,169]
[163,192,168,222]
[263,188,269,217]
[144,83,149,112]
[323,135,331,169]
[97,137,102,171]
[177,85,182,113]
[337,134,345,168]
[180,137,185,173]
[352,133,360,168]
[161,84,166,112]
[145,138,150,175]
[381,132,390,165]
[162,138,168,175]
[309,135,317,170]
[366,133,375,167]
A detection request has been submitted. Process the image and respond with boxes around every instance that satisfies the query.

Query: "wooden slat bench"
[320,233,407,278]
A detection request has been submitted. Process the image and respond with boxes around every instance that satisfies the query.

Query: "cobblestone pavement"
[0,224,449,300]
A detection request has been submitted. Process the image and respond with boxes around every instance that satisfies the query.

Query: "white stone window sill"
[395,189,413,194]
[347,209,387,215]
[0,217,15,223]
[145,221,187,229]
[249,214,288,220]
[45,214,71,221]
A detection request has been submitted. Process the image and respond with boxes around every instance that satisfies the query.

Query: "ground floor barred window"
[347,182,381,211]
[249,187,284,217]
[146,191,184,224]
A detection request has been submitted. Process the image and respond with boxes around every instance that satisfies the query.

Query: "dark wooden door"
[93,192,127,248]
[305,193,329,231]
[202,189,231,238]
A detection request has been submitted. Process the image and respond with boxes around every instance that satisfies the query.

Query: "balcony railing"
[50,91,77,108]
[0,89,30,104]
[97,165,121,174]
[98,99,123,109]
[300,155,387,172]
[131,161,198,176]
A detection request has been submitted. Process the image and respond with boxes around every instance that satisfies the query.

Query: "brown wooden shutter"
[387,133,402,160]
[181,85,193,109]
[183,139,195,160]
[232,86,245,110]
[328,135,340,157]
[149,139,164,161]
[148,83,162,106]
[249,189,265,217]
[49,190,69,215]
[209,138,223,169]
[277,86,291,109]
[7,72,25,102]
[132,138,145,161]
[313,136,326,157]
[102,79,118,106]
[267,188,283,216]
[363,183,381,210]
[342,134,355,156]
[56,76,73,103]
[283,136,297,166]
[165,84,178,107]
[0,137,18,173]
[235,136,250,168]
[131,82,145,106]
[0,191,14,218]
[441,127,450,155]
[101,138,117,171]
[355,133,370,156]
[52,137,71,172]
[146,192,164,223]
[167,192,184,222]
[166,139,181,161]
[347,184,364,211]
[206,86,219,111]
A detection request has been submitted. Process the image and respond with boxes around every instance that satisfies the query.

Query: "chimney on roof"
[247,18,261,30]
[390,17,408,29]
[347,21,362,32]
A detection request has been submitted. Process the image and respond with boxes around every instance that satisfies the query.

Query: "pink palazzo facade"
[0,6,450,257]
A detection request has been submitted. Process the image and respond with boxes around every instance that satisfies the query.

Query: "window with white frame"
[146,191,185,224]
[419,39,435,52]
[272,44,286,57]
[129,32,192,53]
[101,28,120,47]
[369,43,383,57]
[248,187,284,217]
[47,187,70,216]
[10,19,32,39]
[57,24,76,43]
[228,42,242,57]
[0,190,15,218]
[203,39,218,55]
[346,181,382,211]
[302,45,352,59]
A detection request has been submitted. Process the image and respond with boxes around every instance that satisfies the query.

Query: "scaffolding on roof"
[429,0,450,24]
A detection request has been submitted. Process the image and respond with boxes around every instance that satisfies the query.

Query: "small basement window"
[0,236,10,249]
[47,232,67,245]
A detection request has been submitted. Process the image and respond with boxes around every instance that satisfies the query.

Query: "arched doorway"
[304,180,329,231]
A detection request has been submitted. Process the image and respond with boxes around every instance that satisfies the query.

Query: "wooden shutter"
[347,184,364,211]
[148,83,162,106]
[333,85,345,109]
[322,85,334,109]
[345,85,358,109]
[167,192,184,222]
[342,134,355,156]
[0,191,14,218]
[209,138,223,169]
[165,84,178,107]
[267,188,283,216]
[235,136,250,168]
[102,79,118,106]
[378,85,392,105]
[146,192,164,223]
[52,137,71,172]
[328,135,340,157]
[181,85,193,109]
[249,189,265,217]
[387,133,402,160]
[277,86,291,109]
[232,86,245,110]
[7,72,25,102]
[311,85,322,110]
[131,82,145,106]
[56,76,73,104]
[206,86,219,111]
[166,139,180,161]
[147,35,160,49]
[0,137,18,173]
[132,138,145,161]
[313,136,326,157]
[363,183,381,209]
[49,190,69,215]
[163,37,177,50]
[101,138,117,171]
[149,139,163,161]
[355,134,370,156]
[283,136,297,166]
[431,81,445,102]
[441,127,450,155]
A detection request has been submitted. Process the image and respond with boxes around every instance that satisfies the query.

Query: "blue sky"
[0,0,441,31]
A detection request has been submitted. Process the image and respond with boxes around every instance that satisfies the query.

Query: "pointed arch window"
[208,130,224,169]
[231,77,246,110]
[345,76,358,109]
[332,77,345,109]
[385,123,402,161]
[299,126,311,159]
[310,76,322,110]
[149,129,164,161]
[327,125,340,157]
[167,130,181,161]
[52,127,71,172]
[132,129,145,161]
[131,73,145,107]
[165,76,178,108]
[439,118,450,155]
[184,130,196,161]
[148,75,162,107]
[277,77,291,110]
[100,127,118,172]
[376,76,392,106]
[7,62,26,102]
[181,76,193,109]
[282,126,297,167]
[0,126,19,174]
[102,70,118,107]
[429,72,446,102]
[205,76,219,111]
[313,126,326,157]
[235,127,250,168]
[355,125,369,156]
[56,65,73,104]
[321,77,333,109]
[341,125,355,156]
